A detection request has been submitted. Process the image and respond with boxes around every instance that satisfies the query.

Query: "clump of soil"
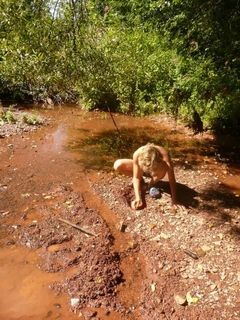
[53,234,122,309]
[11,185,124,312]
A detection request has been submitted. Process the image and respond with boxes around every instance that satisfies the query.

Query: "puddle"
[222,171,240,196]
[0,246,79,320]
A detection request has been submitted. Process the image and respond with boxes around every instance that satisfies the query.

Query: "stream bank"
[0,105,239,320]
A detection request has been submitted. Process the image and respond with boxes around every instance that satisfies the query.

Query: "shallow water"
[0,246,78,320]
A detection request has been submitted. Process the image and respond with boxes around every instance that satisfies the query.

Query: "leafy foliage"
[0,0,240,132]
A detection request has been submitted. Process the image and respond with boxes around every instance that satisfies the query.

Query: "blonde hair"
[137,143,163,173]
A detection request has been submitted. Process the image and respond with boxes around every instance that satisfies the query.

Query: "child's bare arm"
[158,147,178,205]
[167,164,177,205]
[132,152,143,209]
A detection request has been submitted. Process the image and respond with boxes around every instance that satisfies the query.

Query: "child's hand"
[131,199,143,210]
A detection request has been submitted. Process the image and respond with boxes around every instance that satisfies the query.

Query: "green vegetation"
[21,113,43,125]
[0,106,16,124]
[0,105,43,126]
[0,0,240,132]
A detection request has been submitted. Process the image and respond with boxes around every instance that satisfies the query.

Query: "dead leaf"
[186,291,200,304]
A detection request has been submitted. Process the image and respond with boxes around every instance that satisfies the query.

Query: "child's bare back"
[114,143,179,210]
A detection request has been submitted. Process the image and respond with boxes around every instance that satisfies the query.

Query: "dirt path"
[0,106,239,320]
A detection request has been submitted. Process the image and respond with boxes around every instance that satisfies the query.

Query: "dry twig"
[183,249,199,260]
[58,218,97,237]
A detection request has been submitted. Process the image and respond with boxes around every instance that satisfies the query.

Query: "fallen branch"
[183,249,199,260]
[58,218,97,237]
[107,107,120,134]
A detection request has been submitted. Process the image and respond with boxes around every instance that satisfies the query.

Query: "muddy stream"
[0,106,239,320]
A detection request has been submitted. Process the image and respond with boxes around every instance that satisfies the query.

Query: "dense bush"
[0,0,239,132]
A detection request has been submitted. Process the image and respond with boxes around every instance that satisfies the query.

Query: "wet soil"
[0,105,239,320]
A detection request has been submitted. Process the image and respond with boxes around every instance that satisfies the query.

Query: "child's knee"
[113,159,122,171]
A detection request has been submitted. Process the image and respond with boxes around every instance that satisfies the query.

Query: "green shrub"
[1,0,240,133]
[21,113,43,125]
[0,106,16,124]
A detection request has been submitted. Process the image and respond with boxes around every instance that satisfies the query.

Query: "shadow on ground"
[198,183,240,237]
[153,181,199,208]
[141,180,240,239]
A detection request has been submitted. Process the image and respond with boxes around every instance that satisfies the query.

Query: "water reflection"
[68,131,223,174]
[67,126,173,170]
[222,174,240,196]
[43,124,67,153]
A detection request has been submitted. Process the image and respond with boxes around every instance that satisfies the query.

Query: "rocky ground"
[90,161,240,320]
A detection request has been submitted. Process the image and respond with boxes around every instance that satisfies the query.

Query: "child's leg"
[113,159,133,176]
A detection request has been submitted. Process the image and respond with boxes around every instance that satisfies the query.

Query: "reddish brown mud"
[0,106,239,320]
[0,246,78,320]
[0,107,149,320]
